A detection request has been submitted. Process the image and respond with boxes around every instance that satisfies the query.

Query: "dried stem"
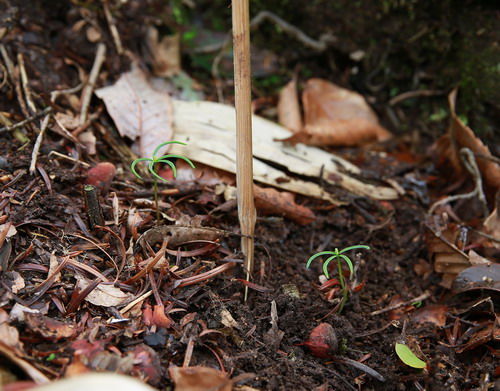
[232,0,256,301]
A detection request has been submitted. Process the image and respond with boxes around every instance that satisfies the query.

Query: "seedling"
[306,245,370,312]
[130,141,195,221]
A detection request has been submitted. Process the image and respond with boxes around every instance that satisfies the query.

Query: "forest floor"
[0,1,498,391]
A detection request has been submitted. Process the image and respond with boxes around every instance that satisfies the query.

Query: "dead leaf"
[146,27,181,77]
[483,194,500,248]
[54,112,80,130]
[431,89,500,200]
[143,303,174,329]
[456,321,500,353]
[452,264,500,293]
[76,275,133,307]
[130,344,163,386]
[263,300,284,351]
[281,79,391,146]
[278,79,302,133]
[254,185,315,225]
[169,366,232,391]
[25,314,77,341]
[411,305,448,327]
[95,65,174,158]
[171,100,399,202]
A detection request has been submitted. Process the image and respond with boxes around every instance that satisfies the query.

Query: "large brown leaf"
[169,366,232,391]
[281,78,391,146]
[95,65,174,158]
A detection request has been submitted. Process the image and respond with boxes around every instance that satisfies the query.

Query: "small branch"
[80,43,106,125]
[389,89,444,106]
[103,1,123,54]
[29,114,51,174]
[84,185,105,230]
[0,106,52,134]
[370,291,431,316]
[428,148,489,217]
[18,53,37,114]
[250,11,337,51]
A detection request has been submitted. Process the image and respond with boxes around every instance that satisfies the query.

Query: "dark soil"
[0,1,498,391]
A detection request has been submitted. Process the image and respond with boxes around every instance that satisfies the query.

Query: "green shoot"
[306,245,370,313]
[130,141,195,221]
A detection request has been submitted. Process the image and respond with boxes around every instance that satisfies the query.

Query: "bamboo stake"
[232,0,256,301]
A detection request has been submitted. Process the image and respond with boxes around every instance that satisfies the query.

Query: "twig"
[47,150,90,167]
[250,11,336,51]
[0,44,15,83]
[29,114,51,174]
[0,106,52,134]
[428,148,489,217]
[370,291,431,316]
[84,185,105,229]
[232,0,256,302]
[389,89,444,106]
[50,82,83,103]
[18,53,37,114]
[119,290,152,314]
[80,43,106,125]
[103,1,123,54]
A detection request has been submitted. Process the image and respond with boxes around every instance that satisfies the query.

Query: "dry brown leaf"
[278,79,302,133]
[483,194,500,248]
[76,275,133,307]
[169,366,232,391]
[25,314,77,341]
[411,304,448,327]
[146,27,181,77]
[254,185,315,225]
[95,65,174,158]
[432,89,500,199]
[282,78,391,146]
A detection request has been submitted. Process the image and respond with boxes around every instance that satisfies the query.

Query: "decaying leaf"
[95,65,174,158]
[76,275,133,307]
[146,27,181,77]
[452,264,500,293]
[483,194,500,248]
[278,78,302,133]
[170,100,399,202]
[280,78,391,146]
[169,366,232,391]
[25,314,78,341]
[411,305,448,327]
[431,89,500,200]
[139,225,225,249]
[224,185,315,225]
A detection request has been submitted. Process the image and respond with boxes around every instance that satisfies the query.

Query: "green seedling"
[395,343,427,369]
[306,245,370,313]
[131,141,195,221]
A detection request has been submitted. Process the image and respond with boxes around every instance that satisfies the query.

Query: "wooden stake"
[232,0,256,301]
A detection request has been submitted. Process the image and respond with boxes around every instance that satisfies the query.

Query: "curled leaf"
[395,343,426,369]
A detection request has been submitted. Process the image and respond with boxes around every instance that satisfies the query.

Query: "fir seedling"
[306,245,370,312]
[131,141,194,221]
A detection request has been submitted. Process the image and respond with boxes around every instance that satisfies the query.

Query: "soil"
[0,1,498,391]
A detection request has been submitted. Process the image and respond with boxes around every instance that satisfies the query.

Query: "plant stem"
[153,179,160,222]
[336,258,348,313]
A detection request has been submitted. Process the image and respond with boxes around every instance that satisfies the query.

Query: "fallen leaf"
[254,185,315,225]
[431,89,500,200]
[130,344,163,386]
[171,100,399,202]
[25,314,77,341]
[95,65,174,158]
[54,112,79,130]
[281,79,391,146]
[169,366,232,391]
[395,343,427,369]
[411,305,448,327]
[146,27,181,77]
[452,264,500,293]
[76,275,133,307]
[278,79,302,133]
[456,321,500,353]
[483,194,500,248]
